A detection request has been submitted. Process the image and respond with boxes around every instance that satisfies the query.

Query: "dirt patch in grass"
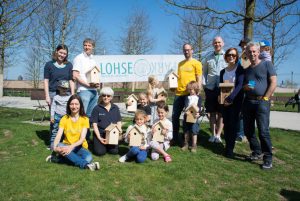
[0,129,13,143]
[22,121,50,127]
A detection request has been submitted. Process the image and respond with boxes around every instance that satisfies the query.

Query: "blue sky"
[5,0,300,85]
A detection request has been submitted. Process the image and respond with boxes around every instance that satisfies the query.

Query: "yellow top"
[59,115,89,149]
[176,58,202,96]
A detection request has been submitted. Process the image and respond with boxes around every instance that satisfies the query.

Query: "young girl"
[147,75,166,125]
[127,92,151,124]
[50,80,71,150]
[119,110,151,163]
[150,101,173,162]
[259,40,272,62]
[182,81,202,153]
[46,95,100,171]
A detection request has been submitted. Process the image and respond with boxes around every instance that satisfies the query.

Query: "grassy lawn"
[0,107,299,201]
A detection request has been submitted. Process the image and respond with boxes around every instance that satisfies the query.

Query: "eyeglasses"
[183,49,192,52]
[226,54,237,58]
[101,94,111,98]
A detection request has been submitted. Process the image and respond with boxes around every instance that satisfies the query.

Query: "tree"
[117,8,155,90]
[256,0,300,66]
[163,0,298,40]
[0,0,45,97]
[170,10,213,60]
[118,9,155,55]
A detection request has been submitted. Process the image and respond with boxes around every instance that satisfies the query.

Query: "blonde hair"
[134,110,147,121]
[147,75,157,97]
[138,92,148,100]
[186,80,200,94]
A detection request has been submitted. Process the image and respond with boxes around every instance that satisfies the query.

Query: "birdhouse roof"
[186,104,199,112]
[87,66,100,73]
[219,83,234,88]
[153,120,166,129]
[129,125,144,135]
[127,94,138,101]
[167,71,178,78]
[105,123,122,132]
[157,88,167,95]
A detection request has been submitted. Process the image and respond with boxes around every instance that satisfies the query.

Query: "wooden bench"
[30,89,48,122]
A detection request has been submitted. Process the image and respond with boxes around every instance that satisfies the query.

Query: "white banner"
[94,55,184,83]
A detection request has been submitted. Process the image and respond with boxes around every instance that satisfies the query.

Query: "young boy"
[50,80,71,150]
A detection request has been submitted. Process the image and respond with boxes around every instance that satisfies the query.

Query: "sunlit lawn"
[0,107,299,201]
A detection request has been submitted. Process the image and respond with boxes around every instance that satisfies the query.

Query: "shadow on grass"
[36,130,50,147]
[280,189,300,201]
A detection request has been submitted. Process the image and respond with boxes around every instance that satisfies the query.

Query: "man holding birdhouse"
[172,43,202,146]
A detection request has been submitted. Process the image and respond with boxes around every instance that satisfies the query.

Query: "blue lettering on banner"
[100,62,134,76]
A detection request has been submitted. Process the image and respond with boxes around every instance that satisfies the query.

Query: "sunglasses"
[101,94,111,97]
[226,54,237,58]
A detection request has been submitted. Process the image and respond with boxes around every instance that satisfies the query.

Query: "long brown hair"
[66,95,86,117]
[52,44,69,64]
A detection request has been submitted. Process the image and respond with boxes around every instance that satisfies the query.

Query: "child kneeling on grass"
[119,110,151,163]
[150,101,173,162]
[46,95,100,171]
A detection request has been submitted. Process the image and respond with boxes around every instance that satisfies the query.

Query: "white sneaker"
[45,155,53,162]
[208,136,215,142]
[87,162,100,171]
[119,154,128,163]
[215,136,222,143]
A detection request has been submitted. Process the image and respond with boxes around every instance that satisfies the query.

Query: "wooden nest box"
[126,94,138,113]
[185,104,199,123]
[128,126,145,146]
[105,123,122,145]
[167,71,178,89]
[219,82,234,104]
[86,66,100,84]
[152,121,167,142]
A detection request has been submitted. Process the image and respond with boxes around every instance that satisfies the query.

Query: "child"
[50,80,71,150]
[127,92,151,124]
[147,75,166,125]
[182,81,202,152]
[119,110,151,163]
[150,101,173,162]
[259,40,272,61]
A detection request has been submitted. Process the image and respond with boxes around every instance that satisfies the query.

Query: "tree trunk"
[0,46,5,97]
[244,0,255,40]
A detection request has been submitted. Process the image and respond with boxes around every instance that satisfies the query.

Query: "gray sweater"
[50,95,71,118]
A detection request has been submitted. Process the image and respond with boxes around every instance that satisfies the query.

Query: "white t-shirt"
[223,66,237,83]
[73,52,98,92]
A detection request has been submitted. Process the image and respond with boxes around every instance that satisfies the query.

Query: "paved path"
[1,96,300,131]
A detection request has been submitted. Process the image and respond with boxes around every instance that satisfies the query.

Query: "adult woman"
[46,95,99,171]
[91,87,122,156]
[44,44,74,106]
[220,48,245,158]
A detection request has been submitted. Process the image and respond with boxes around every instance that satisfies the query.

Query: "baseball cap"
[259,40,271,47]
[239,37,251,46]
[57,80,70,89]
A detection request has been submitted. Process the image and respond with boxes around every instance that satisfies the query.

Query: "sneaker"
[247,152,263,161]
[87,162,100,171]
[181,144,189,151]
[261,161,272,170]
[214,136,222,143]
[208,136,215,142]
[191,146,197,153]
[45,154,59,163]
[119,154,128,163]
[235,136,243,142]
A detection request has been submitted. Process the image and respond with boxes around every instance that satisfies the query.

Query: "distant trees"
[0,0,45,96]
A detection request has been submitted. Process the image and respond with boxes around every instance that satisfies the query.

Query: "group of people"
[44,35,277,171]
[171,36,276,170]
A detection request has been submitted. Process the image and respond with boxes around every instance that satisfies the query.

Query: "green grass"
[0,107,300,201]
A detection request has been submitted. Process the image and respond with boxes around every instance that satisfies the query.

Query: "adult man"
[243,42,277,170]
[202,36,227,143]
[73,38,99,119]
[172,43,202,146]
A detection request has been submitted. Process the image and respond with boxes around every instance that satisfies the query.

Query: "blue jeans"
[172,95,187,145]
[57,143,93,169]
[78,90,98,117]
[126,146,147,163]
[243,99,272,162]
[50,113,63,150]
[236,114,245,138]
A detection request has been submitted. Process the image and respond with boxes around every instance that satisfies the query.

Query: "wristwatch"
[263,96,269,101]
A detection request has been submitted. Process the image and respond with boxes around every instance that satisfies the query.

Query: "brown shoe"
[191,146,197,153]
[181,144,189,151]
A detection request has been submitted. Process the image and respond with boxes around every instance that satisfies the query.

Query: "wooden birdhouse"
[152,121,166,143]
[219,81,234,104]
[240,51,251,69]
[167,71,178,89]
[86,66,100,84]
[156,88,168,100]
[185,104,199,123]
[105,123,122,145]
[128,126,145,146]
[126,94,138,113]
